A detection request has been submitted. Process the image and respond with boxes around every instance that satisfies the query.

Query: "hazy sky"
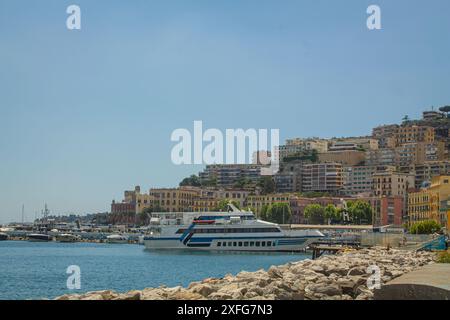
[1,0,450,223]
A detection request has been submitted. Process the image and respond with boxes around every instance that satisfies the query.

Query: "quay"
[375,263,450,300]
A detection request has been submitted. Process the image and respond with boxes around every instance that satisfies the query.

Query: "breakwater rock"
[56,248,436,301]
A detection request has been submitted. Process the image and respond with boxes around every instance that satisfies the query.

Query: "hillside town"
[108,107,450,231]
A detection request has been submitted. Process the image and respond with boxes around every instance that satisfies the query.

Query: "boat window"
[244,242,249,247]
[191,227,281,234]
[223,242,227,247]
[228,242,232,247]
[217,242,221,247]
[267,242,272,247]
[238,242,242,247]
[261,241,266,247]
[255,242,260,247]
[233,242,237,246]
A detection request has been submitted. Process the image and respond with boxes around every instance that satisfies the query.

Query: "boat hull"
[55,235,79,243]
[28,234,53,242]
[144,236,316,252]
[106,239,128,244]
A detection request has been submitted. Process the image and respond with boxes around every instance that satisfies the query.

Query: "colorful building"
[408,176,450,227]
[301,162,343,194]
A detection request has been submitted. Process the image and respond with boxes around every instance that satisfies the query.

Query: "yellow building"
[135,192,156,214]
[447,208,450,231]
[192,197,219,212]
[245,194,292,216]
[150,186,202,212]
[408,176,450,227]
[395,125,435,146]
[408,190,432,224]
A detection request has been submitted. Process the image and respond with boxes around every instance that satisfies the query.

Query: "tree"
[258,176,275,195]
[265,203,292,224]
[179,174,202,187]
[214,200,240,212]
[324,204,338,225]
[260,204,269,220]
[301,191,330,198]
[234,177,253,189]
[304,204,325,225]
[402,115,410,124]
[347,201,372,225]
[409,220,442,234]
[202,176,218,187]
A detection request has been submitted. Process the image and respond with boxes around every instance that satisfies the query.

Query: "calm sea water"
[0,241,309,300]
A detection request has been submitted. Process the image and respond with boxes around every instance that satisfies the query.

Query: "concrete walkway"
[375,263,450,300]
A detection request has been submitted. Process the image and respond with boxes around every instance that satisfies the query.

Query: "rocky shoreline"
[56,248,436,300]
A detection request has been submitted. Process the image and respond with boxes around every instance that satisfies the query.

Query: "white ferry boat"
[144,204,324,252]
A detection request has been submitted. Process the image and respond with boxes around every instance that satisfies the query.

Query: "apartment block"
[318,150,365,166]
[284,138,328,153]
[365,148,397,167]
[199,164,263,188]
[395,125,435,146]
[411,161,450,188]
[342,165,376,196]
[301,162,343,193]
[329,137,379,151]
[372,124,399,148]
[396,142,446,168]
[372,170,415,198]
[274,160,304,193]
[278,144,307,161]
[379,196,404,227]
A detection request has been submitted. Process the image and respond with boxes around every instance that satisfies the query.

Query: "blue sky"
[1,0,450,222]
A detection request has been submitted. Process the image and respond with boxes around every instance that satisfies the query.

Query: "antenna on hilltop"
[21,204,25,224]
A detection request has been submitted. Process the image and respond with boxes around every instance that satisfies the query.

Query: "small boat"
[55,233,80,243]
[28,233,53,242]
[106,234,129,244]
[0,232,9,241]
